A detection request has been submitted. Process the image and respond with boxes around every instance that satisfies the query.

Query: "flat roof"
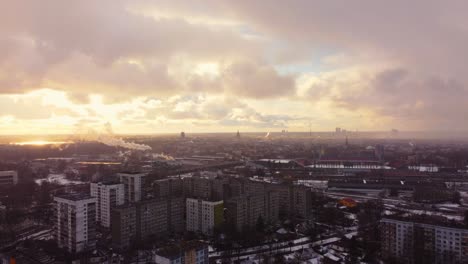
[382,215,468,230]
[92,181,122,186]
[54,193,94,201]
[118,171,146,174]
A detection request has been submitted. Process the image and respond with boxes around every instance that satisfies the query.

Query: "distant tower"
[180,131,185,138]
[345,136,349,147]
[236,130,241,139]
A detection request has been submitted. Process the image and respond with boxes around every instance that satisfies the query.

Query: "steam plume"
[74,122,152,151]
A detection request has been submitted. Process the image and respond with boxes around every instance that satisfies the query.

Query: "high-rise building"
[292,185,313,219]
[381,217,468,263]
[90,182,125,227]
[226,178,245,198]
[153,178,183,198]
[54,194,96,253]
[246,194,265,228]
[265,190,280,224]
[111,197,183,249]
[154,241,209,264]
[118,172,147,202]
[225,191,279,232]
[225,197,248,232]
[192,178,214,200]
[0,171,18,187]
[167,197,185,234]
[111,204,137,249]
[244,180,266,195]
[269,184,312,219]
[137,198,168,242]
[186,198,223,236]
[183,177,214,200]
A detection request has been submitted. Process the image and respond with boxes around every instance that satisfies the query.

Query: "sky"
[1,0,467,135]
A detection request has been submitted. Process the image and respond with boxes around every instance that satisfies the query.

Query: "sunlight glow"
[11,140,72,146]
[194,63,220,77]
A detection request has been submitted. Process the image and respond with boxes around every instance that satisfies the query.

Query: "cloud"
[301,67,468,130]
[2,0,468,132]
[0,0,284,100]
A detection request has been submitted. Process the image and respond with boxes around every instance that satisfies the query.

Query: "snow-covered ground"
[210,231,357,261]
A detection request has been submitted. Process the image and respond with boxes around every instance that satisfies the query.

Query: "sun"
[12,140,72,146]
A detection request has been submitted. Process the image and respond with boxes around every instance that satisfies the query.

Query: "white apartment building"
[186,198,223,235]
[54,194,97,253]
[381,217,468,263]
[117,172,147,203]
[0,171,18,187]
[90,182,125,227]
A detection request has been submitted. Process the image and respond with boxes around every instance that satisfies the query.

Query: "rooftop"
[382,214,468,230]
[54,193,94,201]
[118,171,147,176]
[92,181,122,186]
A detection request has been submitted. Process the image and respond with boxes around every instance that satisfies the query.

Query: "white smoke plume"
[74,122,152,151]
[152,153,175,161]
[264,132,270,138]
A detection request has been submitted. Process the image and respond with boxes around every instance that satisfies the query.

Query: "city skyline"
[1,1,468,134]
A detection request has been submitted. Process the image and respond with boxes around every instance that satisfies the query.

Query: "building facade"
[0,171,18,187]
[381,217,468,264]
[225,191,279,232]
[153,178,183,198]
[167,197,185,234]
[117,172,147,202]
[137,198,168,242]
[270,184,312,219]
[111,204,137,249]
[54,194,96,253]
[186,198,223,235]
[111,197,182,249]
[90,182,125,227]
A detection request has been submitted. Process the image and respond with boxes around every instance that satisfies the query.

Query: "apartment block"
[153,178,183,198]
[186,198,223,235]
[90,182,125,227]
[381,217,468,264]
[137,198,168,242]
[225,191,279,232]
[168,197,185,234]
[0,171,18,187]
[111,197,183,249]
[118,172,147,202]
[54,194,96,253]
[111,204,137,249]
[269,184,312,219]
